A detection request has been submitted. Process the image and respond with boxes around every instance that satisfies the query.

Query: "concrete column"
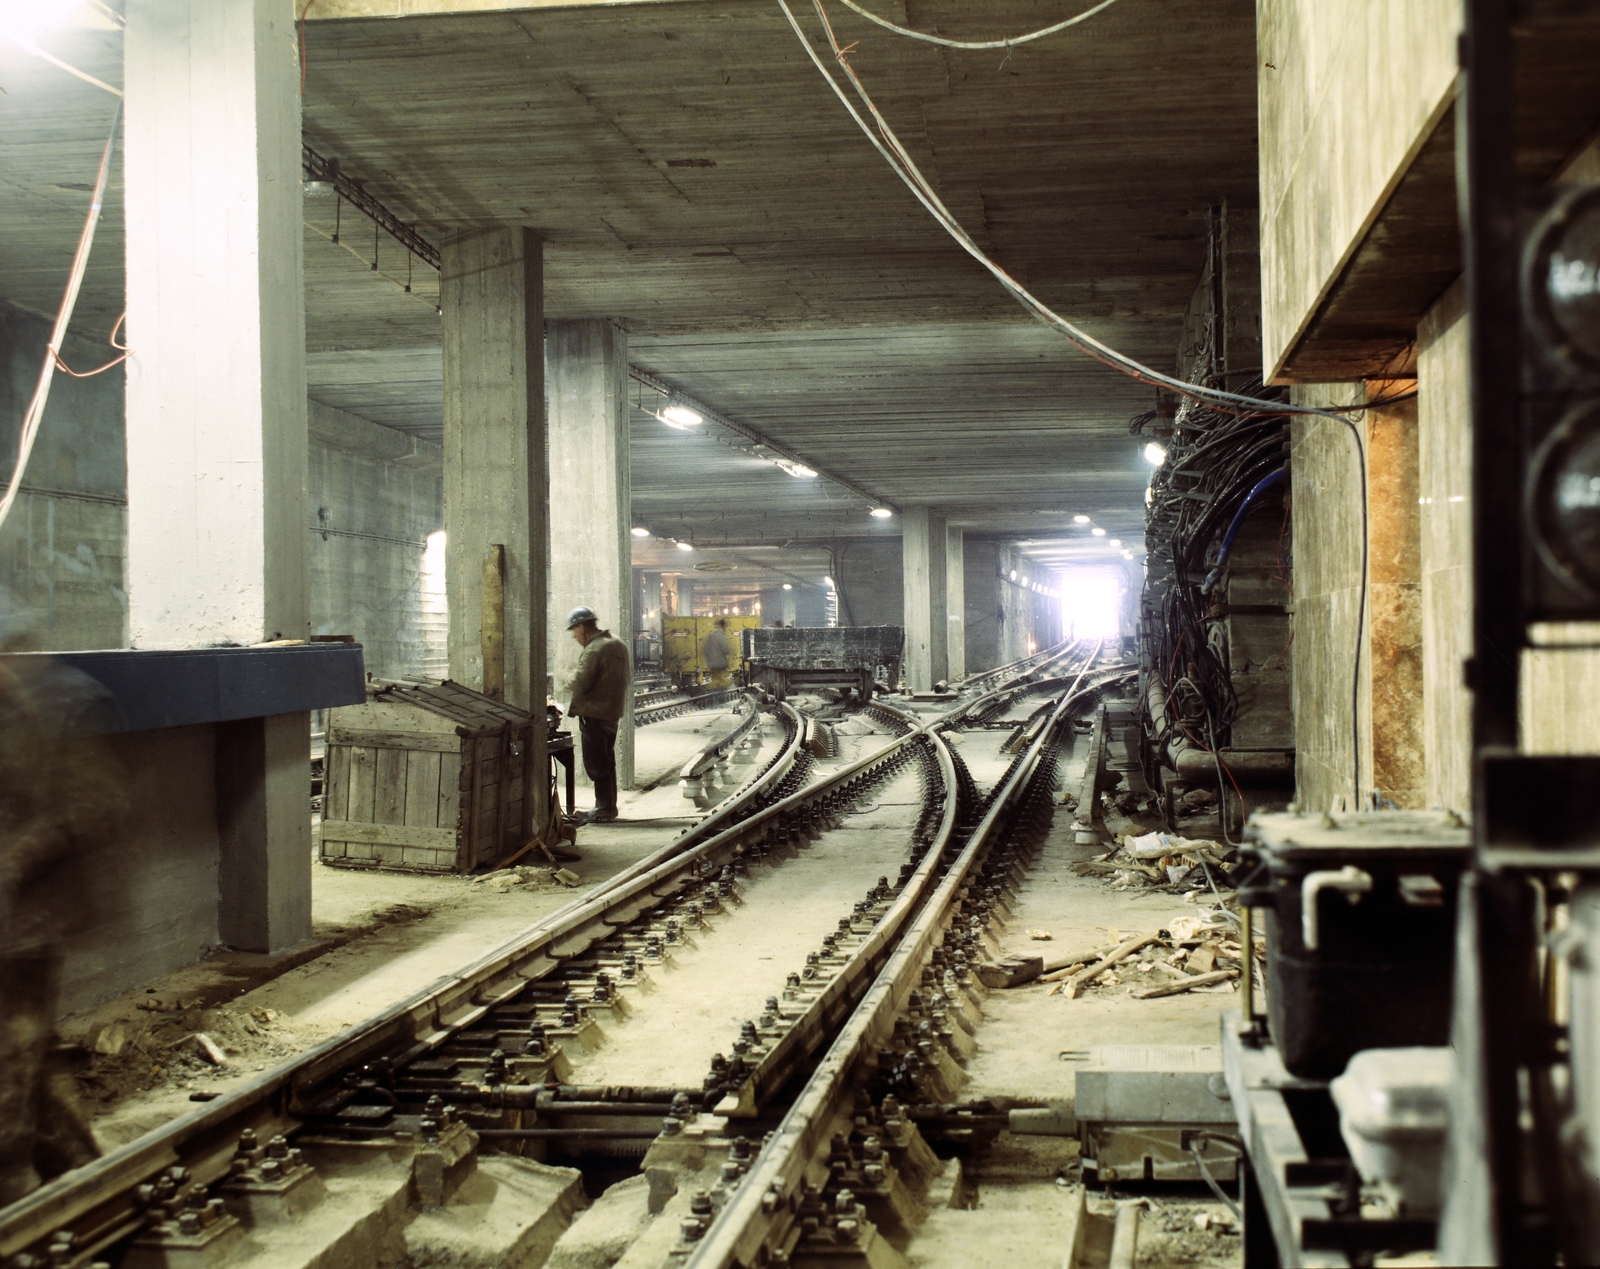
[945,525,965,680]
[678,578,695,617]
[547,319,634,790]
[441,227,547,832]
[125,0,309,952]
[902,508,949,691]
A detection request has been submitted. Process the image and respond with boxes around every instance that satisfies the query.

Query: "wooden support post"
[482,544,506,700]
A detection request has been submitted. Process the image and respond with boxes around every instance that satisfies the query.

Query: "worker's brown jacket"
[567,629,631,721]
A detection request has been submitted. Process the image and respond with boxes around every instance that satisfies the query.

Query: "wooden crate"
[320,680,536,874]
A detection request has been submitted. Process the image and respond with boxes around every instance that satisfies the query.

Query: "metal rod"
[1238,904,1254,1029]
[476,1128,662,1139]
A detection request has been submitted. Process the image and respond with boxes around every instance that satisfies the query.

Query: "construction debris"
[985,908,1265,1003]
[1071,830,1242,897]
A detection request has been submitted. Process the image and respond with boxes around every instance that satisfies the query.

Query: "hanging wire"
[0,104,122,533]
[782,0,1375,805]
[831,0,1119,51]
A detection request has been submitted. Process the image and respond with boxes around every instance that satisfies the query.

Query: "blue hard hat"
[565,605,599,629]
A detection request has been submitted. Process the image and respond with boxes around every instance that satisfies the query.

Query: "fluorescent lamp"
[0,0,87,38]
[782,583,793,590]
[1109,539,1121,547]
[631,526,650,538]
[1143,441,1168,466]
[1073,514,1090,524]
[824,575,836,588]
[659,405,703,429]
[676,541,694,552]
[778,460,818,478]
[870,507,893,519]
[1091,527,1106,537]
[1009,570,1017,581]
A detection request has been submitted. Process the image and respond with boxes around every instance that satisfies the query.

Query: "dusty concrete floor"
[900,719,1241,1269]
[65,703,782,1148]
[65,687,1242,1267]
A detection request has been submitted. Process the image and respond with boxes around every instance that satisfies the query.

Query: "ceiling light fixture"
[676,541,694,552]
[870,507,893,519]
[777,460,818,478]
[782,582,793,590]
[1073,514,1091,524]
[824,575,836,588]
[1143,441,1168,466]
[1091,527,1106,537]
[1009,570,1017,581]
[631,526,651,538]
[1110,539,1121,547]
[0,0,87,40]
[658,405,703,429]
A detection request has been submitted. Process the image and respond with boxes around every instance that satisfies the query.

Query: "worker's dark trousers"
[578,716,620,814]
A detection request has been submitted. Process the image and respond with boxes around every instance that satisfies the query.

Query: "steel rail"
[684,647,1103,1269]
[677,693,764,784]
[636,687,745,727]
[0,657,1072,1260]
[710,728,959,1117]
[0,700,789,1258]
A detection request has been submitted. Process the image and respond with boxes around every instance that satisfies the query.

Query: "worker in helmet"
[562,606,631,824]
[702,617,733,689]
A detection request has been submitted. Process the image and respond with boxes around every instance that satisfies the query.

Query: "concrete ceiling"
[0,0,1260,565]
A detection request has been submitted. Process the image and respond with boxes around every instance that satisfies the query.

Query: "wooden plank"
[319,820,458,850]
[492,731,509,857]
[374,748,407,825]
[324,745,351,820]
[439,753,462,829]
[328,727,459,753]
[405,750,443,826]
[347,746,378,823]
[465,735,487,867]
[401,846,456,870]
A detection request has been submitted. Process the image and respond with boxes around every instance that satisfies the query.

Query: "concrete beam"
[441,226,549,830]
[945,524,965,680]
[548,318,634,790]
[124,0,311,953]
[309,0,707,16]
[902,508,948,692]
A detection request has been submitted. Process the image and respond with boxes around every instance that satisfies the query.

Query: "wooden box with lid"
[320,680,536,873]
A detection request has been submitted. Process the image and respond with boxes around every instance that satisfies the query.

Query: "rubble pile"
[978,911,1265,1002]
[1071,830,1242,900]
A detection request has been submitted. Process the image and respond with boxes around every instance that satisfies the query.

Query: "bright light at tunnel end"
[1058,566,1125,642]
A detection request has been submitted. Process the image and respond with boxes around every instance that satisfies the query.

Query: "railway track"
[0,645,1108,1269]
[633,687,744,727]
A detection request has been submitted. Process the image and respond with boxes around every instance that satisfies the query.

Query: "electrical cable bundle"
[1140,377,1287,767]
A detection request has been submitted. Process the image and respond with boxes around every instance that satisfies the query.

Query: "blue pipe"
[1202,467,1286,595]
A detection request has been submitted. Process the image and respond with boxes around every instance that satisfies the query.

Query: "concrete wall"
[1257,0,1459,378]
[0,304,128,650]
[964,539,1002,674]
[60,725,221,1015]
[834,537,902,629]
[0,308,444,676]
[1287,385,1369,812]
[308,401,445,681]
[1417,282,1473,813]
